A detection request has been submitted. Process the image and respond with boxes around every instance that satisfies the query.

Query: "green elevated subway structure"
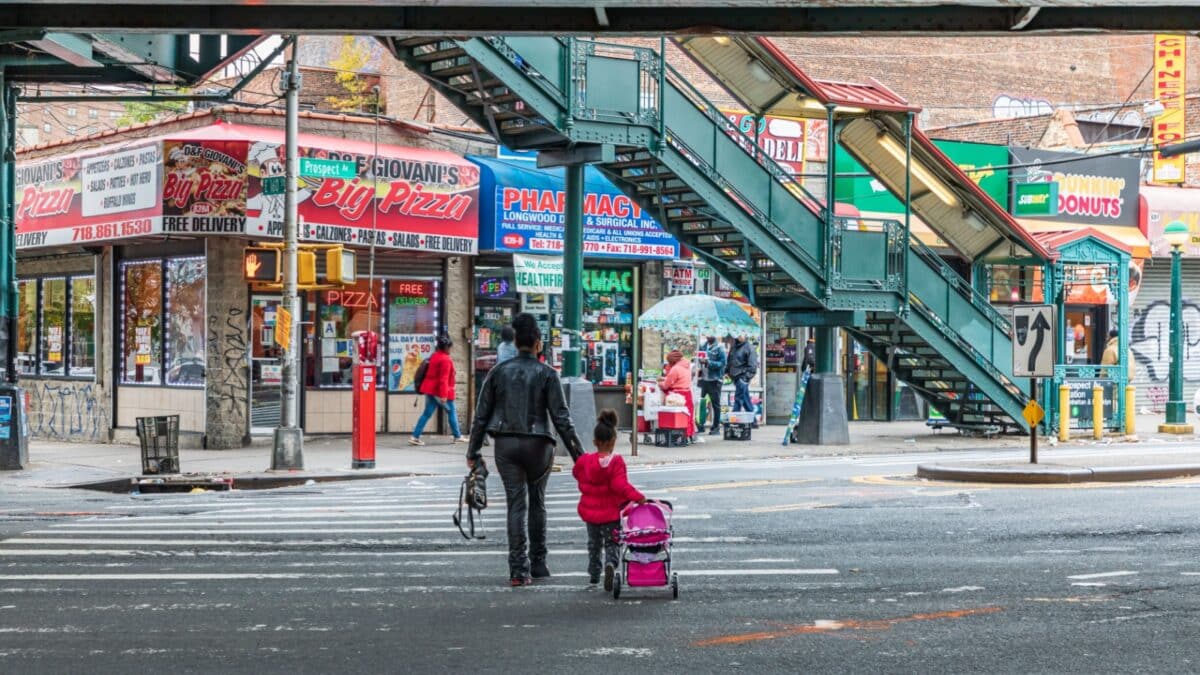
[384,35,1061,436]
[0,32,261,469]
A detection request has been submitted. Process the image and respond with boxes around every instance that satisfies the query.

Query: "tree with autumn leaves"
[325,37,381,115]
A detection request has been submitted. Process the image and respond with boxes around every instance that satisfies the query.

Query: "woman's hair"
[436,333,453,351]
[500,326,515,342]
[594,408,618,444]
[512,312,541,350]
[666,350,683,364]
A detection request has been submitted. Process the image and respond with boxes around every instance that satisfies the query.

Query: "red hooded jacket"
[418,349,456,401]
[573,453,644,525]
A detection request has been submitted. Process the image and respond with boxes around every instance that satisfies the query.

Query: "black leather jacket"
[467,352,585,461]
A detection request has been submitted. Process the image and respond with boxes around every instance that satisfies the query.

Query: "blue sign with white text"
[471,156,680,260]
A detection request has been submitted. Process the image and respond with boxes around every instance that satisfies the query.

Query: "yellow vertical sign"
[1153,35,1187,183]
[274,307,292,352]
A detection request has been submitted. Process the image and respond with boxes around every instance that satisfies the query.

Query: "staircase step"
[413,46,468,63]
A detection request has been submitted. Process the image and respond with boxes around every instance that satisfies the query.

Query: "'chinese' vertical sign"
[1153,35,1187,184]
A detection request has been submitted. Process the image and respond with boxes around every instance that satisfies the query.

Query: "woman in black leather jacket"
[467,312,585,586]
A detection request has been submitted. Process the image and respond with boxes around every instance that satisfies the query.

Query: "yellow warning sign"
[275,307,293,352]
[1023,400,1045,427]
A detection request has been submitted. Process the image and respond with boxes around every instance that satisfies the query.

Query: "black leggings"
[494,435,555,578]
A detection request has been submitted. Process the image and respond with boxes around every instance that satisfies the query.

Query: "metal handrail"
[908,232,1013,336]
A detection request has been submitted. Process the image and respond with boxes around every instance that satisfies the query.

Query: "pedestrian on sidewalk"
[573,409,645,591]
[727,334,757,415]
[466,313,586,587]
[659,350,696,440]
[697,335,726,436]
[409,334,467,446]
[496,325,517,365]
[1100,328,1136,379]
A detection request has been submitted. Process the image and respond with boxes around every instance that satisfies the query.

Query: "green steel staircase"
[387,36,1029,432]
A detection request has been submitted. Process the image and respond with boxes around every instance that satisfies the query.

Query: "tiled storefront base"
[116,386,206,432]
[301,391,446,435]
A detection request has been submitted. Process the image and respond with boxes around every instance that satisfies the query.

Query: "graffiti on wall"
[993,95,1053,119]
[27,381,110,441]
[1131,300,1200,383]
[206,307,249,428]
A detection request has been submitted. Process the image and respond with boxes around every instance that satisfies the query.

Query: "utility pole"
[0,73,27,471]
[272,39,304,470]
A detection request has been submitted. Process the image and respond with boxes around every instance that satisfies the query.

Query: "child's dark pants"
[587,521,620,579]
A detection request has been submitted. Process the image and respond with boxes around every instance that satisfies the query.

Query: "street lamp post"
[1159,220,1193,434]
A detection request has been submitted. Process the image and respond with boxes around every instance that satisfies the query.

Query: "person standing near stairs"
[727,334,758,419]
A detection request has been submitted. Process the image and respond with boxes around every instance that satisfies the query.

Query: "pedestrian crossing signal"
[325,247,357,285]
[243,248,280,283]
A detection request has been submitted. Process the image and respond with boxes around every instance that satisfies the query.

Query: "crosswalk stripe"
[2,535,746,546]
[52,514,712,527]
[0,547,725,557]
[0,568,837,581]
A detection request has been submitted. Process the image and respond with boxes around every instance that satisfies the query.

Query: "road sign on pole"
[1012,305,1055,378]
[299,157,357,180]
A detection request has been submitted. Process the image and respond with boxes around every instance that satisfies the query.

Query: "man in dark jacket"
[726,334,757,414]
[467,312,585,587]
[697,335,726,435]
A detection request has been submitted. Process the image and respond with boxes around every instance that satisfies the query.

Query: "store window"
[40,278,67,375]
[122,260,163,384]
[16,279,36,375]
[386,279,440,392]
[314,279,385,388]
[70,276,96,376]
[16,275,96,378]
[165,257,206,386]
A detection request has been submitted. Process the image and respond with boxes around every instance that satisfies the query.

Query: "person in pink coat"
[573,409,645,590]
[658,350,696,439]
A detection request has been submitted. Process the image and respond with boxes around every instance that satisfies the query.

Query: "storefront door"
[250,295,285,433]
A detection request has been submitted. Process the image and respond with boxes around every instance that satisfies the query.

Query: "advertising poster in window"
[389,334,436,392]
[721,110,807,175]
[15,143,161,248]
[161,139,248,235]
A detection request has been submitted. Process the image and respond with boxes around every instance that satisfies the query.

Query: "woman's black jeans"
[493,435,555,578]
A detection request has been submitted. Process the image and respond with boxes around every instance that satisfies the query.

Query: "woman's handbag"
[453,462,488,540]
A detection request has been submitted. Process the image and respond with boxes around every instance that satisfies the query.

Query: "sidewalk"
[1,414,1196,489]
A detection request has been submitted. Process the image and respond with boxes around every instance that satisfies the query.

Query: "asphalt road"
[2,453,1200,673]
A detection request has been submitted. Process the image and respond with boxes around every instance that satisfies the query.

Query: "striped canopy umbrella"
[638,294,758,338]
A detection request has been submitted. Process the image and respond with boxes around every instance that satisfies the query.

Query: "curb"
[916,463,1200,484]
[65,470,428,493]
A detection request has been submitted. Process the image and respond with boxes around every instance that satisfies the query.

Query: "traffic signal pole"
[272,41,304,470]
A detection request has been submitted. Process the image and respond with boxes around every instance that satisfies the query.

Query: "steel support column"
[272,44,304,470]
[562,163,584,378]
[1165,247,1187,425]
[0,70,28,470]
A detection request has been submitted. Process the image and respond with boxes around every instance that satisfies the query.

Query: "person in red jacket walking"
[573,409,645,590]
[409,334,466,445]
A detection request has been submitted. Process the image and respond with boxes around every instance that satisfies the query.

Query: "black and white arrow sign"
[1012,305,1055,378]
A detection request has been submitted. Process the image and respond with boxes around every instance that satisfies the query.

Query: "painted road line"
[25,527,584,535]
[0,568,837,582]
[736,502,833,513]
[52,514,714,528]
[0,535,747,547]
[668,479,816,493]
[0,547,729,557]
[1067,571,1138,580]
[553,569,839,577]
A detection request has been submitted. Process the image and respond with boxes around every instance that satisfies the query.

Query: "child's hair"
[594,408,618,445]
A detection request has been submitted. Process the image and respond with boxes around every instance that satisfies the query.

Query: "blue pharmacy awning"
[470,156,680,259]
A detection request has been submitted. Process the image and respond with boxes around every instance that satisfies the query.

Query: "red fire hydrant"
[351,330,379,469]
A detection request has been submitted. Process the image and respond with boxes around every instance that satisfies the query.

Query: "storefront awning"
[470,156,680,260]
[1016,218,1151,259]
[1140,185,1200,258]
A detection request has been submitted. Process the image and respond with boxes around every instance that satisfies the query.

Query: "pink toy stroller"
[612,499,678,599]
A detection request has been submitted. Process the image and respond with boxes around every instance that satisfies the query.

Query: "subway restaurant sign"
[512,254,634,295]
[1013,182,1059,217]
[835,140,1010,212]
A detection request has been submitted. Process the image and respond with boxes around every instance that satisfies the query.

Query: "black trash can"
[137,415,180,475]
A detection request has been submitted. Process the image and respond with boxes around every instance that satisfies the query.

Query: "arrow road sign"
[1012,304,1055,378]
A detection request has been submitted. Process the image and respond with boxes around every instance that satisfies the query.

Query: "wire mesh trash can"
[137,415,180,474]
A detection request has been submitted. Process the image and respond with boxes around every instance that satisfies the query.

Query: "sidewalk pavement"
[1,414,1197,489]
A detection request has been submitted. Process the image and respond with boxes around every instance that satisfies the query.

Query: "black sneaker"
[603,563,615,591]
[588,574,600,585]
[531,561,551,579]
[709,428,720,435]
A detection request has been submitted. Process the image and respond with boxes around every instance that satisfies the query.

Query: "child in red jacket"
[573,409,645,590]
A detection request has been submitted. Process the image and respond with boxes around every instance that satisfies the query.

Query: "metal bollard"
[1092,383,1103,440]
[1125,385,1136,436]
[1059,384,1070,442]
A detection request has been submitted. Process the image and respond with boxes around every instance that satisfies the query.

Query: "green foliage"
[325,36,380,114]
[116,98,190,127]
